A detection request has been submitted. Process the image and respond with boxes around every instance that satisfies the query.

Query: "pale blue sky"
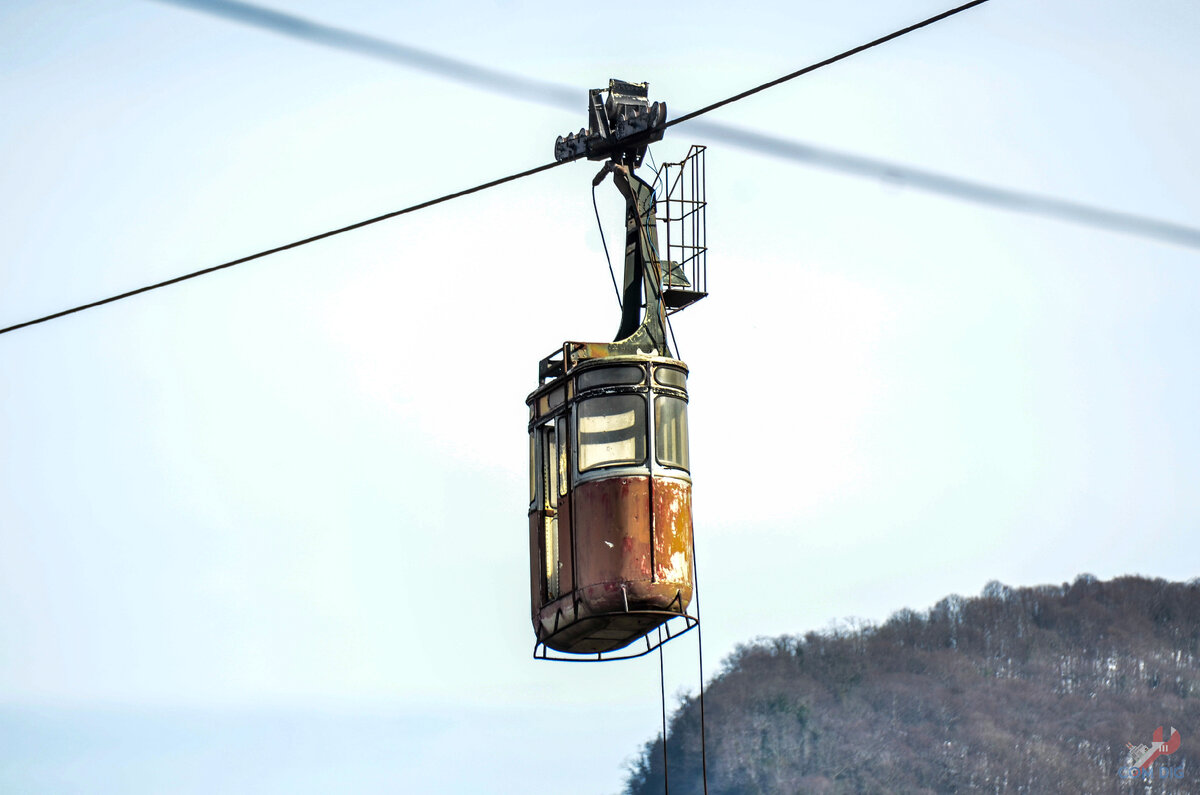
[2,1,1198,792]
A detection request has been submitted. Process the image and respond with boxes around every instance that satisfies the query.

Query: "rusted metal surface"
[533,612,698,662]
[532,473,694,654]
[527,99,708,659]
[536,610,692,657]
[652,477,693,587]
[574,476,652,594]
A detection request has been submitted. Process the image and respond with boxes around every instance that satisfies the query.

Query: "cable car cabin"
[530,81,706,659]
[528,352,693,656]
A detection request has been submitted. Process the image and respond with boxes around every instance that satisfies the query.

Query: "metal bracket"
[532,589,697,662]
[555,79,667,167]
[533,612,699,663]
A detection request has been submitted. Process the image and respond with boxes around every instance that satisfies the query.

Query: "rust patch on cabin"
[573,476,652,591]
[529,472,696,652]
[652,478,692,583]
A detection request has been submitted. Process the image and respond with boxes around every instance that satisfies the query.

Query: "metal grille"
[654,145,708,314]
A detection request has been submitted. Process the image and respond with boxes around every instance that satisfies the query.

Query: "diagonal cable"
[0,159,568,336]
[150,0,1200,251]
[592,181,623,309]
[1,0,1004,337]
[665,0,990,128]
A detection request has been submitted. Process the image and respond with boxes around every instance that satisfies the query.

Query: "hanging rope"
[653,563,710,794]
[692,537,710,794]
[592,181,623,309]
[659,636,671,795]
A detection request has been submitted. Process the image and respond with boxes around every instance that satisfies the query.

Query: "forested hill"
[624,575,1200,795]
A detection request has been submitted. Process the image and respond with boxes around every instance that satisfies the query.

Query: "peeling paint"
[531,472,694,653]
[661,550,690,583]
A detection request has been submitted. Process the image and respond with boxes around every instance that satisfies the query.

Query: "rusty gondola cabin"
[528,81,708,659]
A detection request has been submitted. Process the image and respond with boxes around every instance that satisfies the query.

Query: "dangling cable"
[592,182,623,309]
[631,199,683,360]
[1,157,571,336]
[664,310,682,361]
[659,636,671,795]
[691,535,710,794]
[648,147,662,192]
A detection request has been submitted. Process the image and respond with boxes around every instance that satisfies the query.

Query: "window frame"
[653,394,690,471]
[575,393,649,473]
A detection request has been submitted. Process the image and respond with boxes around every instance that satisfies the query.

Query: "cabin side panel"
[529,511,544,625]
[573,475,651,613]
[651,477,694,607]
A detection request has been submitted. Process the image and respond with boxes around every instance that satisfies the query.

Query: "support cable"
[0,158,570,336]
[630,199,682,360]
[650,541,708,795]
[691,535,710,794]
[665,0,990,130]
[659,637,671,795]
[166,0,1200,252]
[1,0,991,337]
[592,182,623,309]
[648,147,662,192]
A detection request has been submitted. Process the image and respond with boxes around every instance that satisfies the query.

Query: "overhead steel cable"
[2,0,989,337]
[153,0,1200,252]
[665,0,991,129]
[0,159,569,336]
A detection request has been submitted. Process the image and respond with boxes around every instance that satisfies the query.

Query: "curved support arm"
[610,165,670,356]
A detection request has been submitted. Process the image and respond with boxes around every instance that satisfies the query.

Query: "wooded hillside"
[624,575,1199,794]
